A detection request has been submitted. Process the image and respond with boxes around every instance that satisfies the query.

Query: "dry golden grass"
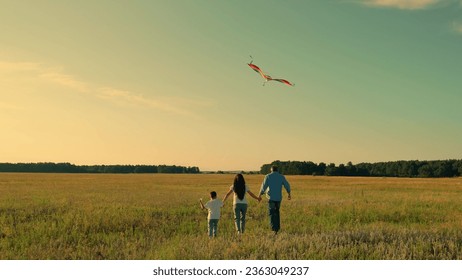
[1,173,461,259]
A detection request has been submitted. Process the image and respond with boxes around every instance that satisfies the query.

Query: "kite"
[247,56,294,86]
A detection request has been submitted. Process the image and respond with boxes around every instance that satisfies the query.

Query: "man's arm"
[258,176,269,200]
[283,176,291,200]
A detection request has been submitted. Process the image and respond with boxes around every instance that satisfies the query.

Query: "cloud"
[360,0,441,9]
[39,71,90,93]
[359,1,462,35]
[0,61,41,72]
[0,60,207,117]
[97,87,198,116]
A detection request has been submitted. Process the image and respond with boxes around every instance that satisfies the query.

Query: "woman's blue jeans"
[234,203,248,233]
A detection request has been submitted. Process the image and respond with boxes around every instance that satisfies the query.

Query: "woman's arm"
[247,190,261,202]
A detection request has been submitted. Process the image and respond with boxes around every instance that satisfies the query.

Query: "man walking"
[259,165,291,234]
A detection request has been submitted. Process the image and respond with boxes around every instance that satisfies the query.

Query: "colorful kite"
[247,56,294,86]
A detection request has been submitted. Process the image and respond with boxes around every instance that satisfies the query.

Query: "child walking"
[200,191,223,238]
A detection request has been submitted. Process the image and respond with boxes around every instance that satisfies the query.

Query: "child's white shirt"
[205,199,223,220]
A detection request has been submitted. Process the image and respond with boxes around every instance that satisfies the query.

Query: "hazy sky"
[1,0,462,171]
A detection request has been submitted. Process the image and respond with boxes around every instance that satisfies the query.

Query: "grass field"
[1,173,462,260]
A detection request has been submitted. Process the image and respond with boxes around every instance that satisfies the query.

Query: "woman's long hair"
[233,173,246,200]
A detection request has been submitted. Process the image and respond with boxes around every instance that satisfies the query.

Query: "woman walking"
[223,174,261,235]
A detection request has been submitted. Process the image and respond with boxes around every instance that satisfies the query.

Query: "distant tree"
[134,165,157,173]
[418,163,434,178]
[316,162,327,176]
[434,161,453,177]
[453,160,462,176]
[400,161,419,177]
[336,164,346,176]
[325,163,337,176]
[355,163,370,176]
[345,161,357,176]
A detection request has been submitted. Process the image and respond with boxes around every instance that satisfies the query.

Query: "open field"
[1,173,462,260]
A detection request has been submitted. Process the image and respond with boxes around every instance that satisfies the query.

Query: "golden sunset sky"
[1,0,462,170]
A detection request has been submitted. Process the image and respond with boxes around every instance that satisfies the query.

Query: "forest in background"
[0,162,200,174]
[260,160,462,178]
[1,160,462,177]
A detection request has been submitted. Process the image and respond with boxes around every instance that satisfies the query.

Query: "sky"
[1,0,462,171]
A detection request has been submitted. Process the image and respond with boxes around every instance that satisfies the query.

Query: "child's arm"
[223,189,233,203]
[199,198,205,210]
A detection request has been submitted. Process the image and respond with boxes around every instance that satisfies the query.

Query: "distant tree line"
[0,162,200,174]
[260,160,462,178]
